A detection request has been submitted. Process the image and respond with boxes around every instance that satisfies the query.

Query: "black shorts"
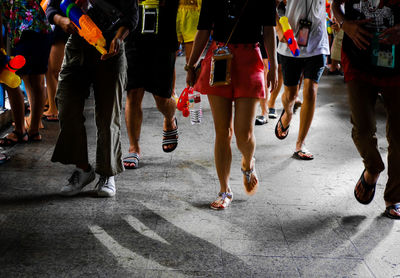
[125,46,176,98]
[279,54,326,86]
[53,26,70,44]
[11,30,52,76]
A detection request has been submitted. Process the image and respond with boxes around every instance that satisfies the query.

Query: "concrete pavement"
[0,56,399,278]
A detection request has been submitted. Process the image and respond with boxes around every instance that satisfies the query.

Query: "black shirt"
[47,0,139,40]
[128,0,179,52]
[197,0,276,44]
[342,0,400,75]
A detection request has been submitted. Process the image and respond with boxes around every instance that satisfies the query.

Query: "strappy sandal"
[275,109,290,140]
[162,118,178,153]
[241,158,258,196]
[354,169,376,205]
[383,204,400,220]
[0,130,28,147]
[123,152,140,169]
[210,192,233,210]
[27,132,42,142]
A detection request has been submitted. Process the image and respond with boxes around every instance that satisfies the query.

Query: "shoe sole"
[97,190,115,197]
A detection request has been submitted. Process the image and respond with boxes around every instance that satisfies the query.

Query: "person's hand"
[266,65,278,92]
[101,37,123,60]
[379,24,400,45]
[58,17,77,34]
[186,66,196,87]
[331,22,340,32]
[342,19,373,50]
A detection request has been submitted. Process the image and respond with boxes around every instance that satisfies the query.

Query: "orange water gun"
[177,86,192,117]
[0,49,26,89]
[279,16,300,57]
[60,0,107,55]
[40,0,50,11]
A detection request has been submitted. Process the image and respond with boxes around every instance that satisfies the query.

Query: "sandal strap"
[162,138,178,145]
[163,129,178,137]
[219,192,233,200]
[123,153,140,163]
[386,204,400,211]
[12,130,28,141]
[241,168,254,183]
[360,169,377,191]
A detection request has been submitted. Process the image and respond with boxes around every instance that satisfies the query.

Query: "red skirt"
[194,41,265,100]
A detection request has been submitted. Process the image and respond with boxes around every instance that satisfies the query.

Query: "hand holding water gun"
[279,16,300,57]
[60,0,107,55]
[0,49,25,89]
[177,86,192,117]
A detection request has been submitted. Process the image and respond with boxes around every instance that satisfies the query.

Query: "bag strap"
[225,0,251,46]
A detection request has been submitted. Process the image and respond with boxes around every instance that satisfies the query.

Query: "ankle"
[364,170,379,185]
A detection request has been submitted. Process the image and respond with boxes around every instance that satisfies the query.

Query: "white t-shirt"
[277,0,330,58]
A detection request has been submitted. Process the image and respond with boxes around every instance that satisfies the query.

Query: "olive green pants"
[347,80,400,203]
[51,35,127,176]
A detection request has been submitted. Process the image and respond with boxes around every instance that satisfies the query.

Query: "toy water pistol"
[326,16,333,35]
[60,0,108,55]
[0,49,26,89]
[40,0,50,11]
[177,86,193,117]
[279,16,300,57]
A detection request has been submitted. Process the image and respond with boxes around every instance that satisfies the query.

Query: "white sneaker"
[96,176,116,197]
[61,166,95,196]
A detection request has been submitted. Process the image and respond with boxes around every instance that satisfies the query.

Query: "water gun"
[40,0,50,12]
[326,0,332,19]
[60,0,108,55]
[177,86,193,117]
[279,16,300,57]
[326,16,333,35]
[0,49,26,89]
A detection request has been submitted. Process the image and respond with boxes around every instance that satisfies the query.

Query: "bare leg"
[208,94,233,193]
[259,59,269,117]
[23,74,46,138]
[2,86,27,142]
[267,64,283,109]
[234,98,259,193]
[124,88,145,168]
[279,84,298,136]
[44,41,65,118]
[296,79,318,152]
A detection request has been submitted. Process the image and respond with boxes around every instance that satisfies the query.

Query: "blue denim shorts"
[279,54,326,86]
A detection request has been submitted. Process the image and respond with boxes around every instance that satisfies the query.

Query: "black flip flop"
[354,169,376,205]
[0,130,28,147]
[293,150,314,160]
[274,109,290,140]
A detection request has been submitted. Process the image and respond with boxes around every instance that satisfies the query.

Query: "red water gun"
[177,86,192,117]
[279,16,300,57]
[0,49,26,88]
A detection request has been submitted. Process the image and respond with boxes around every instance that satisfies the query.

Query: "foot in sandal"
[241,157,258,195]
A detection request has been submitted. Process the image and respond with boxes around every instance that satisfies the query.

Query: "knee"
[235,128,253,145]
[126,89,143,105]
[49,67,61,81]
[216,127,233,143]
